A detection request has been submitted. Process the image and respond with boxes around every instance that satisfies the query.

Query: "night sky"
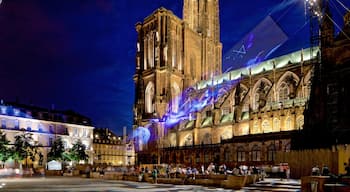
[0,0,349,135]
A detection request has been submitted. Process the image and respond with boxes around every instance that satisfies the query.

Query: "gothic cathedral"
[133,0,350,168]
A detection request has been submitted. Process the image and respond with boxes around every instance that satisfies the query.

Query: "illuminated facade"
[0,102,94,167]
[133,0,350,166]
[93,128,135,166]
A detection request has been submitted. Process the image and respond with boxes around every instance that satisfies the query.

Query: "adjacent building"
[93,128,135,166]
[0,102,94,167]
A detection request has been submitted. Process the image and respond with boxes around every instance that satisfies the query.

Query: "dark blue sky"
[0,0,349,135]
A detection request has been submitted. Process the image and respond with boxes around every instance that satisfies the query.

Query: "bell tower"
[133,1,223,163]
[183,0,222,79]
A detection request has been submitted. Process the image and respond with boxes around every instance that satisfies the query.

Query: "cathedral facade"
[133,0,350,167]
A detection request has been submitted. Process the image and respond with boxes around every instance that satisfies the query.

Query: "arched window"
[252,79,271,110]
[26,121,31,131]
[221,131,231,140]
[285,143,291,152]
[285,116,292,130]
[262,120,272,133]
[253,92,260,110]
[224,147,230,162]
[267,144,276,161]
[145,82,155,113]
[204,153,210,163]
[237,146,245,162]
[184,134,193,146]
[172,153,177,164]
[202,133,211,144]
[1,119,6,129]
[14,119,19,129]
[278,82,289,101]
[273,118,280,131]
[195,152,200,163]
[253,121,259,133]
[251,145,261,161]
[180,152,184,163]
[296,116,304,130]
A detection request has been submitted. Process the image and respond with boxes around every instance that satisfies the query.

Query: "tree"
[65,139,88,163]
[47,137,65,161]
[0,130,11,165]
[12,131,41,168]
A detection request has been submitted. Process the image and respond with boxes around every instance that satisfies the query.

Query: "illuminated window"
[273,118,280,131]
[224,147,230,162]
[237,146,245,162]
[296,116,304,129]
[73,128,78,136]
[285,117,292,130]
[204,153,209,163]
[278,82,289,101]
[1,106,7,114]
[83,129,87,137]
[262,120,271,133]
[267,144,276,161]
[1,119,6,128]
[184,134,192,146]
[202,133,211,144]
[14,119,19,129]
[145,82,155,113]
[63,141,68,149]
[49,125,54,133]
[14,109,20,116]
[26,121,31,131]
[38,123,43,132]
[253,121,259,133]
[253,92,260,110]
[195,153,200,163]
[251,145,261,161]
[285,143,291,152]
[49,137,53,146]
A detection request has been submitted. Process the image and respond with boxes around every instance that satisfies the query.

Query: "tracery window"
[262,120,271,133]
[285,116,292,130]
[237,146,245,162]
[224,147,230,162]
[202,133,211,144]
[145,82,155,113]
[253,121,259,133]
[296,116,304,130]
[273,118,280,131]
[251,145,261,161]
[1,119,6,129]
[267,144,276,161]
[278,82,289,101]
[184,134,193,146]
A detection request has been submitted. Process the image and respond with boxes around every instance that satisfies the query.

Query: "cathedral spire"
[183,0,220,42]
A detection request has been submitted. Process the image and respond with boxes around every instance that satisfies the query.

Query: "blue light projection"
[134,77,239,144]
[133,126,151,144]
[223,16,288,71]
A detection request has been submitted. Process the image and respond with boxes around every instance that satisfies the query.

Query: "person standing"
[152,167,158,184]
